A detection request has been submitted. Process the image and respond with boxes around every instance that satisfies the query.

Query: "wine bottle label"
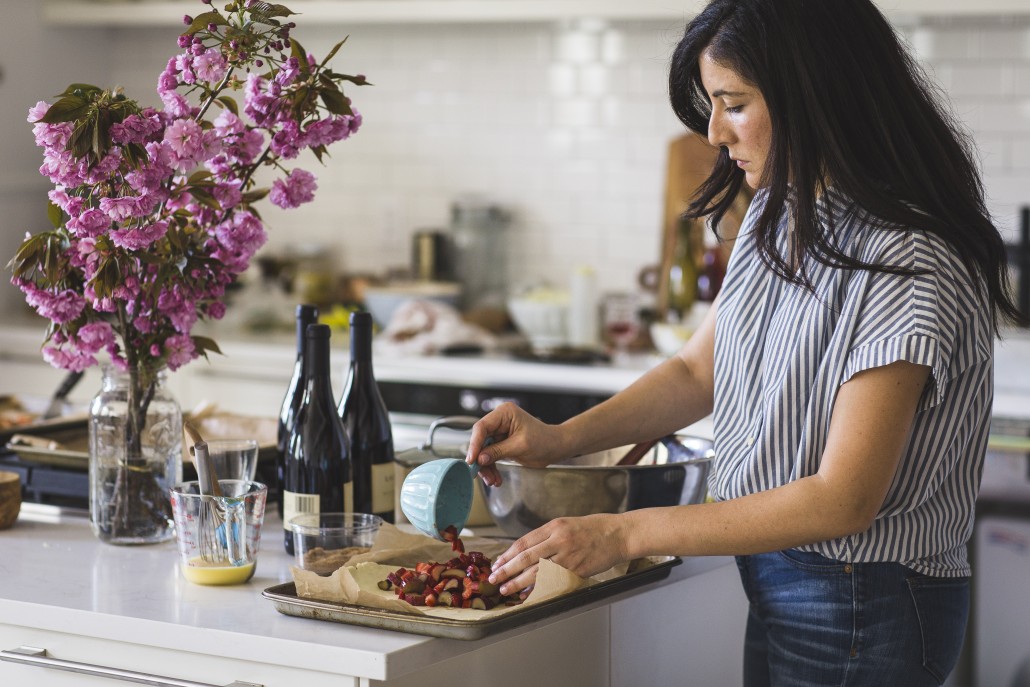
[372,462,395,515]
[343,481,354,513]
[282,491,319,531]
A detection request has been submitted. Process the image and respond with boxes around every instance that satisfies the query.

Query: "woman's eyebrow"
[711,89,747,98]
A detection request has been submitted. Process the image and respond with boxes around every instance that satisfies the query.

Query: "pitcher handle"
[421,415,481,451]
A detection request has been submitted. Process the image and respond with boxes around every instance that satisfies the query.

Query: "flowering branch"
[8,0,369,379]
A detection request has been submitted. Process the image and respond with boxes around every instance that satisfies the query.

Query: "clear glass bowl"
[290,512,383,575]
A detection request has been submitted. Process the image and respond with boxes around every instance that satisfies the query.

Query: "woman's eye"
[726,105,743,114]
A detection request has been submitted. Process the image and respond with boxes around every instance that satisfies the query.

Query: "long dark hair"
[669,0,1024,331]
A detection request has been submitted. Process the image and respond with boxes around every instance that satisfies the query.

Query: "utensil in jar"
[399,458,480,540]
[186,423,247,566]
[41,370,83,420]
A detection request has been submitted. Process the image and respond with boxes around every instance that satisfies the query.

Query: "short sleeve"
[840,230,964,411]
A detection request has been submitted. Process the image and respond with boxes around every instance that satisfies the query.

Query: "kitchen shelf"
[43,0,1030,28]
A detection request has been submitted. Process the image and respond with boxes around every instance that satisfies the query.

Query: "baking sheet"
[263,555,681,640]
[4,414,277,470]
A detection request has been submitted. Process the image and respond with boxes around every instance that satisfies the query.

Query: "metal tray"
[262,555,681,640]
[4,416,278,470]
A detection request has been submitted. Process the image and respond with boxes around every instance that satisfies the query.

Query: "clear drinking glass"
[205,439,260,482]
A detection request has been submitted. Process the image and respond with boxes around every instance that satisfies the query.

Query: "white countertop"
[1,319,1027,418]
[0,505,726,682]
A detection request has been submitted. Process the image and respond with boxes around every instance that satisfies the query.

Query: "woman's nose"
[708,113,727,148]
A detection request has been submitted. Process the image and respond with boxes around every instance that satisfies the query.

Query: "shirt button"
[745,436,755,446]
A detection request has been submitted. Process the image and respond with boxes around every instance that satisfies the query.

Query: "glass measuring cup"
[399,458,480,539]
[170,480,267,585]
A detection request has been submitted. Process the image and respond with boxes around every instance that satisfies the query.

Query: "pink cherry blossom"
[194,48,227,83]
[17,1,366,378]
[164,333,197,371]
[111,220,169,250]
[269,168,317,209]
[77,321,115,354]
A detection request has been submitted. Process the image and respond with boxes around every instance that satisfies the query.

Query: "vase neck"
[101,365,168,390]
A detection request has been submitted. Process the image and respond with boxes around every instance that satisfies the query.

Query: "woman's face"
[699,49,772,189]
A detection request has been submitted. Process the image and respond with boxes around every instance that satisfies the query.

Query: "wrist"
[613,511,639,562]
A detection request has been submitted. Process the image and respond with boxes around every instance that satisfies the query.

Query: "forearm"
[618,474,871,560]
[560,354,714,457]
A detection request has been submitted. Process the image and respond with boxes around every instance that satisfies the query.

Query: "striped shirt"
[711,188,993,577]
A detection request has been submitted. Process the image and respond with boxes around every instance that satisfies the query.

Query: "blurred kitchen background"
[2,2,1030,325]
[1,5,1030,687]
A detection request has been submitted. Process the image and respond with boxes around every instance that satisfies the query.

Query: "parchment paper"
[291,523,630,619]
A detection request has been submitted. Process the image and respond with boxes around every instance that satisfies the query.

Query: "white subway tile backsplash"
[1009,136,1030,171]
[975,134,1013,172]
[94,16,1030,298]
[911,25,983,60]
[943,63,1009,95]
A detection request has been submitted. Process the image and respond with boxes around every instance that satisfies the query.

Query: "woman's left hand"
[488,513,630,597]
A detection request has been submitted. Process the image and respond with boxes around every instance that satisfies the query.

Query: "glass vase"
[88,365,182,545]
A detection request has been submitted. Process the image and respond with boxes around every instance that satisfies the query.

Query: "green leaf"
[91,256,121,299]
[310,144,327,163]
[188,170,214,184]
[189,187,221,210]
[330,72,372,87]
[183,11,228,37]
[47,202,63,229]
[319,87,351,116]
[216,95,239,116]
[67,119,94,159]
[291,38,310,75]
[319,38,348,69]
[241,188,269,204]
[58,83,102,98]
[192,335,223,357]
[38,95,90,124]
[6,233,47,275]
[248,2,296,19]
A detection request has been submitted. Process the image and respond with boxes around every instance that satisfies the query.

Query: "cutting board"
[656,133,752,316]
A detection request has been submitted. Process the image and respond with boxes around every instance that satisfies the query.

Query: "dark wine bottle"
[338,311,395,523]
[276,304,319,519]
[283,323,352,555]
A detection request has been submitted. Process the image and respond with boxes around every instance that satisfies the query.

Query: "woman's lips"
[736,160,748,168]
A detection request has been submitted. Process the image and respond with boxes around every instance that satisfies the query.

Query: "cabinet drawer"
[0,625,357,687]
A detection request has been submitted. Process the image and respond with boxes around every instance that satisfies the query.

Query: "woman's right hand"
[465,402,567,486]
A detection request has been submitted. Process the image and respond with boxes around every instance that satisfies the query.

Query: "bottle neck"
[304,335,332,388]
[296,309,317,358]
[350,321,372,365]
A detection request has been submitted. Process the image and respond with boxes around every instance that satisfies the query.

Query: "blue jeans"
[735,549,969,687]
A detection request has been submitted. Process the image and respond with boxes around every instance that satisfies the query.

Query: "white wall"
[0,5,111,315]
[2,12,1029,312]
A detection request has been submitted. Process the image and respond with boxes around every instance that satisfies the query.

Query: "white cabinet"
[41,0,1030,27]
[0,625,358,687]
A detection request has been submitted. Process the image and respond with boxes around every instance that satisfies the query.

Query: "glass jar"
[88,365,182,545]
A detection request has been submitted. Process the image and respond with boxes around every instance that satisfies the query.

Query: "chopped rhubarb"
[379,540,521,611]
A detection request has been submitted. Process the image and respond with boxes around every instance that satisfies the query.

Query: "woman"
[465,1,1024,685]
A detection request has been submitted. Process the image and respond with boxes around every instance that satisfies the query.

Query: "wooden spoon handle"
[615,439,660,466]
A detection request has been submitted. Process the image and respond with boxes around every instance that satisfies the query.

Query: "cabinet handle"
[0,646,262,687]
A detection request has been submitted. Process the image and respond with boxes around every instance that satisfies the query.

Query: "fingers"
[489,528,550,595]
[466,403,519,466]
[497,564,539,597]
[476,464,503,487]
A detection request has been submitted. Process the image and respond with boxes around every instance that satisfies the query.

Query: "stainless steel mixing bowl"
[478,435,714,537]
